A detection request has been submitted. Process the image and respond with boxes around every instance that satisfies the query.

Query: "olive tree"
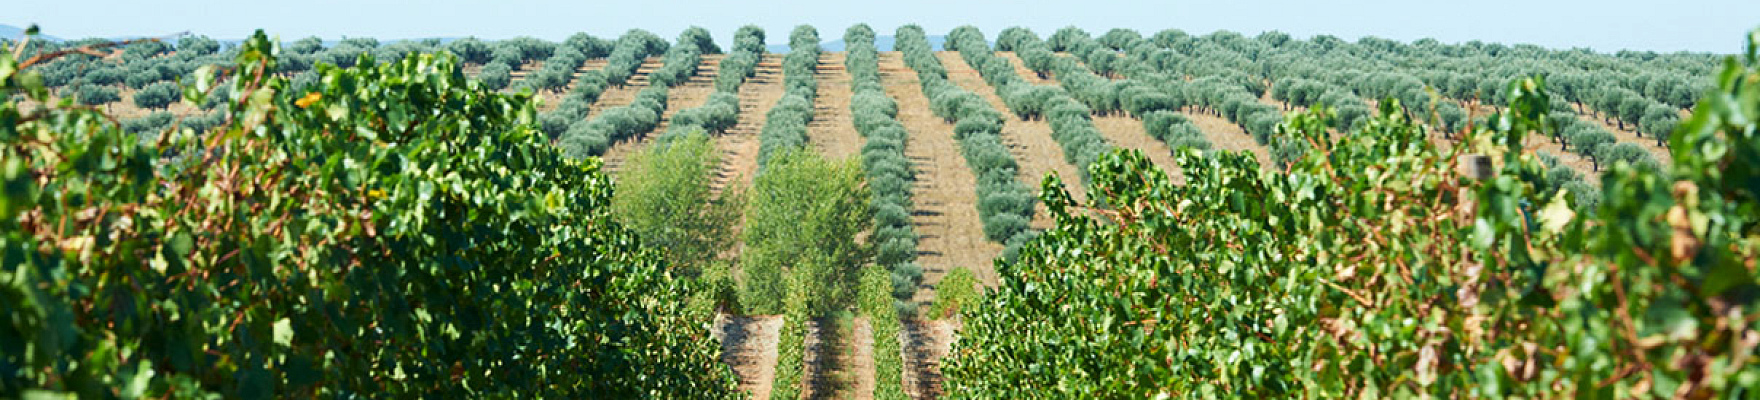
[133,81,181,110]
[288,36,325,55]
[476,62,512,91]
[445,38,493,64]
[77,85,120,106]
[177,35,221,55]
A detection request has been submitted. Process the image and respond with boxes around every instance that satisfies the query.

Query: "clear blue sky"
[11,0,1757,53]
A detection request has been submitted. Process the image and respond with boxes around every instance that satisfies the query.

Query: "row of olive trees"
[896,25,1038,258]
[558,30,715,158]
[28,36,222,90]
[659,26,767,142]
[844,23,911,400]
[1132,25,1692,168]
[1054,27,1316,166]
[970,27,1118,181]
[1035,27,1181,119]
[753,25,821,167]
[1142,26,1708,113]
[1558,111,1663,172]
[1141,110,1211,151]
[1192,25,1687,159]
[533,30,667,141]
[1268,77,1379,131]
[845,24,922,305]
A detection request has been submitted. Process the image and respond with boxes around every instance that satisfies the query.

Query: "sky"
[9,0,1758,53]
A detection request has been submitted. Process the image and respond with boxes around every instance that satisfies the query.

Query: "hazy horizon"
[10,0,1758,54]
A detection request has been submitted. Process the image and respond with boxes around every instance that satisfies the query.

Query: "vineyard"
[2,18,1756,399]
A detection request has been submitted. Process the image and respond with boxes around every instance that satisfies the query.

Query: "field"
[3,21,1756,399]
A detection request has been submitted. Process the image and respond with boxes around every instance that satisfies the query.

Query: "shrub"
[930,268,980,319]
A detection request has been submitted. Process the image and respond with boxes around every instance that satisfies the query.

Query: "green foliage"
[740,148,870,316]
[76,84,119,106]
[1567,124,1618,169]
[83,65,125,86]
[1595,141,1662,172]
[132,81,180,109]
[733,25,767,54]
[1,30,737,398]
[770,272,811,400]
[475,61,511,91]
[124,66,163,89]
[665,92,741,138]
[944,56,1760,397]
[445,37,493,64]
[287,36,324,54]
[858,266,908,400]
[612,131,742,268]
[928,268,979,319]
[1143,110,1209,150]
[649,27,719,88]
[119,110,173,136]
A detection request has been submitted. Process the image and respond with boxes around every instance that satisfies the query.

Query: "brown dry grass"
[713,314,784,400]
[809,52,865,161]
[900,318,956,400]
[879,51,1006,298]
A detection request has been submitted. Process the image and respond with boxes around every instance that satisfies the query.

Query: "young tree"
[739,148,870,315]
[613,131,743,269]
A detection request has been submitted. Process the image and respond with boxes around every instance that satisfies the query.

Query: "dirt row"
[717,313,944,400]
[809,53,866,161]
[900,319,957,400]
[800,317,877,400]
[716,53,784,197]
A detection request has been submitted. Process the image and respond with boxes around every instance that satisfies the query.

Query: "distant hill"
[0,24,62,42]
